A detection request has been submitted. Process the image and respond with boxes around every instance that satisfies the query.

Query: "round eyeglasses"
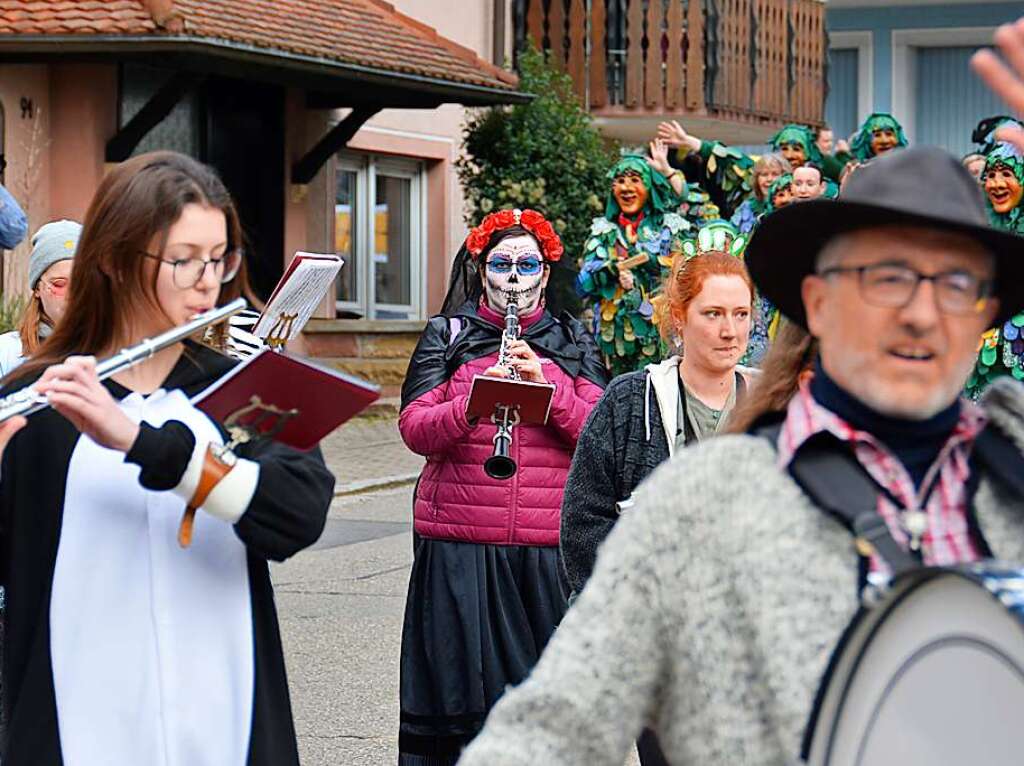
[143,249,243,289]
[819,263,992,316]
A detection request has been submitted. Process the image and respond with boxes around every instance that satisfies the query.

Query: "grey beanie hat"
[29,219,81,289]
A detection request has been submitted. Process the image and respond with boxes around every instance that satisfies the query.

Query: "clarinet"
[0,298,247,424]
[483,293,521,480]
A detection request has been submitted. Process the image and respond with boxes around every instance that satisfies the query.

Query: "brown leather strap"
[178,445,235,548]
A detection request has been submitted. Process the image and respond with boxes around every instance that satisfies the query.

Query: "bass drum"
[805,563,1024,766]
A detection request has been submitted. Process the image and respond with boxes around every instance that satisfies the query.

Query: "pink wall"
[49,64,117,222]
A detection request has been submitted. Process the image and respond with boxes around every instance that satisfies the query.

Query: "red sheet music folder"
[192,350,380,451]
[466,375,555,425]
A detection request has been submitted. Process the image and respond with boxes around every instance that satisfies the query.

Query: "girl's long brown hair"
[726,319,818,433]
[18,295,47,356]
[8,151,245,385]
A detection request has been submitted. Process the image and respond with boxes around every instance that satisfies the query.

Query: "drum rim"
[804,563,1024,764]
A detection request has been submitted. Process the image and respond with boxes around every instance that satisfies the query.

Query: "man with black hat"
[457,146,1024,765]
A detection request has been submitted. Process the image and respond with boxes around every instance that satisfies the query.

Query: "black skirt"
[398,538,568,763]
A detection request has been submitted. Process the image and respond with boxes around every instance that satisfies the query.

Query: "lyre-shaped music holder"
[264,312,299,351]
[223,394,301,449]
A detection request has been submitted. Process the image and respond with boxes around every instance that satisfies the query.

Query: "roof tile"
[0,0,518,92]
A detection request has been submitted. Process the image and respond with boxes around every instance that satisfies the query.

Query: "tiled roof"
[0,0,519,93]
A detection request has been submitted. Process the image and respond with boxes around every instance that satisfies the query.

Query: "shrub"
[0,295,25,334]
[457,47,617,314]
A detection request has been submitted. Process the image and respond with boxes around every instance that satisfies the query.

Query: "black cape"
[400,301,609,408]
[0,342,334,765]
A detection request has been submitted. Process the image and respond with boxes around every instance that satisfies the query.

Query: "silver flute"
[0,297,247,424]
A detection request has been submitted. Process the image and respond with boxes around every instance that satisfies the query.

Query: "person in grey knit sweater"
[460,146,1024,765]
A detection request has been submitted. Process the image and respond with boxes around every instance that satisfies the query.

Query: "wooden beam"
[291,105,380,185]
[105,72,204,162]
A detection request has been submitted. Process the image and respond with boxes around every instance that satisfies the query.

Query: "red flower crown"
[465,208,564,263]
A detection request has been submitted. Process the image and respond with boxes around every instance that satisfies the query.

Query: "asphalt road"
[273,483,640,766]
[273,485,413,765]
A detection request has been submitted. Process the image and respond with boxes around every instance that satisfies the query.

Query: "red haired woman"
[560,248,754,764]
[397,209,607,765]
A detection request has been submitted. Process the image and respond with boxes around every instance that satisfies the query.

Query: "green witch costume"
[577,156,688,376]
[967,142,1024,397]
[849,113,909,162]
[682,124,845,217]
[738,175,794,365]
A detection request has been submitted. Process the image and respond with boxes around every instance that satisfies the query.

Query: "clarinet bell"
[484,431,516,479]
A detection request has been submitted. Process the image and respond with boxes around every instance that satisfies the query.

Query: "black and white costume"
[0,342,334,765]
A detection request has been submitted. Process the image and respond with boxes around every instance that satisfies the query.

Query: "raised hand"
[34,356,140,452]
[972,19,1024,152]
[647,139,673,177]
[656,120,701,152]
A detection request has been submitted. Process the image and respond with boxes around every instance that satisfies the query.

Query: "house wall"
[0,64,52,297]
[826,2,1024,150]
[346,0,506,310]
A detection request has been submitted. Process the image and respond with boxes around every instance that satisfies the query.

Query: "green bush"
[457,47,617,315]
[0,295,25,334]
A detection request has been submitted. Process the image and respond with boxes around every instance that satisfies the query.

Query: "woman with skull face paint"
[397,209,608,766]
[966,141,1024,397]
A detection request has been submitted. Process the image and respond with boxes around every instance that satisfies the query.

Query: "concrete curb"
[334,472,419,497]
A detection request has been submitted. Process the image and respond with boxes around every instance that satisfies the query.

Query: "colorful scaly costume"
[578,156,687,376]
[967,142,1024,397]
[684,124,845,219]
[739,174,796,365]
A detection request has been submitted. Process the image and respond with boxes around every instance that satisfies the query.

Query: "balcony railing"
[514,0,826,128]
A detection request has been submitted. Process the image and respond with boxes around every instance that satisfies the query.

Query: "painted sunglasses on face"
[486,256,544,276]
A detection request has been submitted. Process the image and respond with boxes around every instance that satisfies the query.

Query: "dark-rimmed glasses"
[143,249,242,289]
[818,263,992,315]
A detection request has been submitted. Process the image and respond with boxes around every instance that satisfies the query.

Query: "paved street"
[274,484,414,765]
[274,416,639,765]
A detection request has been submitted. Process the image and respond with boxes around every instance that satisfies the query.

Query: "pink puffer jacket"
[399,310,604,547]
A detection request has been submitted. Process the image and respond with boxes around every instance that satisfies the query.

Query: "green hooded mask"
[850,113,909,161]
[764,173,794,214]
[768,124,823,166]
[984,142,1024,235]
[604,155,682,221]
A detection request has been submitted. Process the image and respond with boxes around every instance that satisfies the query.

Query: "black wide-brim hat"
[745,146,1024,330]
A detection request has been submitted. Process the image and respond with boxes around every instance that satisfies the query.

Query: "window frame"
[333,152,426,320]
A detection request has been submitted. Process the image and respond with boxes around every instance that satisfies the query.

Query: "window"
[334,154,424,320]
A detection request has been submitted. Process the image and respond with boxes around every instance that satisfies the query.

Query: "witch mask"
[612,171,649,216]
[482,234,548,315]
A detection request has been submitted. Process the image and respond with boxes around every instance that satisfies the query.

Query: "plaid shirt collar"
[776,381,988,571]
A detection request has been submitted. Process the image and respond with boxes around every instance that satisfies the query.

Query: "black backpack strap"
[789,434,919,576]
[753,423,918,576]
[972,423,1024,499]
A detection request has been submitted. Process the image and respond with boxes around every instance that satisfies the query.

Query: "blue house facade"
[826,1,1024,158]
